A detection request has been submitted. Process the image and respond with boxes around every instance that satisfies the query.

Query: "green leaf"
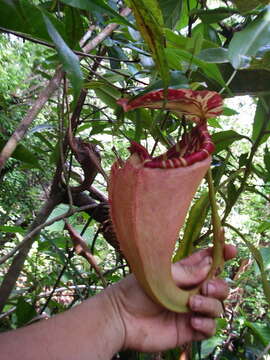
[86,80,121,99]
[257,221,270,233]
[16,297,37,327]
[174,192,209,261]
[165,48,227,88]
[126,0,170,89]
[233,0,262,13]
[94,88,118,109]
[237,234,270,305]
[60,0,134,29]
[212,130,246,153]
[129,71,188,101]
[190,7,238,24]
[201,336,223,358]
[64,5,85,49]
[198,48,229,63]
[156,0,183,29]
[245,322,270,347]
[227,180,238,206]
[0,139,41,169]
[0,225,25,234]
[252,96,270,145]
[207,118,222,129]
[222,107,239,116]
[228,7,270,69]
[42,14,83,99]
[264,146,270,173]
[0,0,66,43]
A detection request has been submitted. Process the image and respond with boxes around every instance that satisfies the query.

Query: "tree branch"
[0,68,64,172]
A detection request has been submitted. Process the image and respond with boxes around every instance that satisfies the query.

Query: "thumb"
[172,256,212,287]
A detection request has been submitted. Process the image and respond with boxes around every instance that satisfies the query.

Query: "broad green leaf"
[192,23,221,45]
[0,139,41,169]
[238,234,270,304]
[129,71,188,101]
[86,80,121,99]
[228,7,270,69]
[90,121,111,136]
[254,247,270,273]
[201,336,223,358]
[94,89,119,109]
[207,118,222,129]
[252,96,270,144]
[60,0,134,29]
[233,0,263,13]
[222,107,239,116]
[64,5,85,49]
[264,146,270,173]
[0,225,25,234]
[212,130,246,153]
[190,7,238,24]
[157,0,183,29]
[165,48,227,88]
[34,133,54,151]
[126,0,170,89]
[198,48,229,63]
[174,192,209,261]
[16,297,37,327]
[43,14,83,99]
[176,0,197,30]
[0,0,66,43]
[245,322,270,346]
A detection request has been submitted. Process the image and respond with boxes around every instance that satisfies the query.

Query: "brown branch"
[0,193,63,313]
[0,203,99,265]
[83,7,131,53]
[0,68,64,172]
[64,222,107,287]
[0,7,131,172]
[0,8,128,312]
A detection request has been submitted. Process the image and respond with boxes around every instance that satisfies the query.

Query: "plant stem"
[206,169,224,277]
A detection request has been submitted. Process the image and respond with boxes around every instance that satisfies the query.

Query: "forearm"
[0,290,124,360]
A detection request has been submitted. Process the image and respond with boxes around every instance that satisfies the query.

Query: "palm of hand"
[114,275,196,352]
[109,245,236,353]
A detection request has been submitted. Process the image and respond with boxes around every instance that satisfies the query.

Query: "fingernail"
[190,295,202,310]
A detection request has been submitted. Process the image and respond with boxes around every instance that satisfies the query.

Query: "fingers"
[201,278,229,300]
[172,244,236,288]
[190,317,216,338]
[172,256,212,287]
[189,295,223,317]
[224,244,237,261]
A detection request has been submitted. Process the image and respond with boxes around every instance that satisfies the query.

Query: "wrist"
[100,285,126,354]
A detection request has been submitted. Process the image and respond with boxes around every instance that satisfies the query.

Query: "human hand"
[105,245,236,353]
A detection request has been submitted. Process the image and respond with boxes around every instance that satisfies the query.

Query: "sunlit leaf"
[60,0,134,28]
[229,7,270,69]
[212,130,246,153]
[126,0,170,88]
[252,96,270,144]
[42,14,83,99]
[157,0,183,29]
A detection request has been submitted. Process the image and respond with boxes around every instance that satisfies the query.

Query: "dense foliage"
[0,0,270,358]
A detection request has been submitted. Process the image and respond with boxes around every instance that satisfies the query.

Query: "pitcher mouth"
[128,122,215,169]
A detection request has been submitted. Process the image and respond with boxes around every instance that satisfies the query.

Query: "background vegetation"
[0,0,270,358]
